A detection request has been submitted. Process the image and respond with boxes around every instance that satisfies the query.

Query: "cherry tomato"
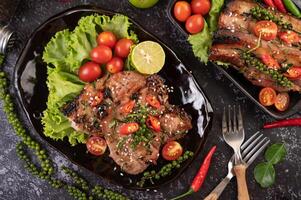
[106,57,124,73]
[185,14,204,34]
[78,62,102,82]
[90,92,103,107]
[162,141,183,161]
[275,93,290,111]
[86,136,107,156]
[173,1,191,22]
[253,20,278,41]
[261,54,280,70]
[284,66,301,79]
[97,31,117,48]
[191,0,211,15]
[146,115,161,132]
[278,31,300,45]
[114,38,134,58]
[119,100,135,114]
[259,87,277,106]
[119,122,140,135]
[90,45,112,64]
[146,95,161,109]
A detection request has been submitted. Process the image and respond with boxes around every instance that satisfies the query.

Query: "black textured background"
[0,0,300,199]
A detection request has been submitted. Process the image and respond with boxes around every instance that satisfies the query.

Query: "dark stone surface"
[0,0,300,199]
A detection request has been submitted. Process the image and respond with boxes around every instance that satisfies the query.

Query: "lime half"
[131,41,165,74]
[129,0,159,9]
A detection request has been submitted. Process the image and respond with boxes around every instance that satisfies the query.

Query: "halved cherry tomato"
[86,136,107,156]
[120,100,135,114]
[253,20,278,41]
[97,31,117,48]
[275,93,290,111]
[146,95,161,109]
[191,0,211,15]
[79,62,102,82]
[259,87,277,106]
[119,122,140,135]
[261,54,280,69]
[173,1,192,22]
[90,45,112,64]
[185,14,204,34]
[284,66,301,79]
[146,116,161,132]
[114,38,134,58]
[162,141,183,161]
[90,92,104,107]
[278,31,300,45]
[106,57,124,73]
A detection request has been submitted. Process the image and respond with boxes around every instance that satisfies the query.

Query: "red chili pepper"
[264,118,301,129]
[264,0,277,7]
[146,95,161,109]
[146,115,161,132]
[170,146,217,200]
[273,0,287,13]
[119,122,140,135]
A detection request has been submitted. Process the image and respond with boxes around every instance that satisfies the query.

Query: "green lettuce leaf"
[42,14,138,145]
[188,0,224,64]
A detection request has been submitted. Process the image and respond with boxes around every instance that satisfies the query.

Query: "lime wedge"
[129,0,159,9]
[131,41,165,74]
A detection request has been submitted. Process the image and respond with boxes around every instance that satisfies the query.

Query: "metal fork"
[204,131,270,200]
[222,105,249,200]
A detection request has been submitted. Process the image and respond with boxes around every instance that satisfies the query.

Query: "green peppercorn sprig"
[0,54,130,200]
[91,185,129,200]
[250,6,293,30]
[137,151,194,187]
[62,166,89,192]
[241,52,293,88]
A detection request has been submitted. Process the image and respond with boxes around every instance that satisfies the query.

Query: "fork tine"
[228,105,232,133]
[241,131,260,150]
[243,137,269,162]
[238,105,243,131]
[233,105,237,132]
[242,134,264,157]
[222,107,227,134]
[246,139,270,167]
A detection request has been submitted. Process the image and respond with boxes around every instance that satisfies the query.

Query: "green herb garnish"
[254,143,287,188]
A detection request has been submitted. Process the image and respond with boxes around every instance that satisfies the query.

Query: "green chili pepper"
[283,0,301,18]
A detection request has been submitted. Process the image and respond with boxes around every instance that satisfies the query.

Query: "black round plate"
[13,5,213,189]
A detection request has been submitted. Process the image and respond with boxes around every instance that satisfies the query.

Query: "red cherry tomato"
[89,92,104,107]
[191,0,211,15]
[261,54,280,70]
[119,100,135,114]
[162,141,183,161]
[185,14,204,34]
[278,31,300,45]
[146,115,161,132]
[86,136,107,156]
[259,87,277,107]
[97,31,117,48]
[78,62,102,82]
[106,57,124,74]
[119,122,140,135]
[90,45,112,64]
[284,66,301,79]
[114,38,134,58]
[275,93,290,111]
[173,1,192,22]
[146,95,161,109]
[253,20,278,41]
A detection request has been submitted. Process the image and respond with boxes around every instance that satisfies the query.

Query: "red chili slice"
[146,115,161,132]
[279,31,300,45]
[284,66,301,79]
[146,95,161,109]
[119,100,135,114]
[261,54,280,70]
[119,122,140,135]
[90,92,104,107]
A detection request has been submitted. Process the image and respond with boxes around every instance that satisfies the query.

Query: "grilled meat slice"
[160,106,192,143]
[106,71,146,103]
